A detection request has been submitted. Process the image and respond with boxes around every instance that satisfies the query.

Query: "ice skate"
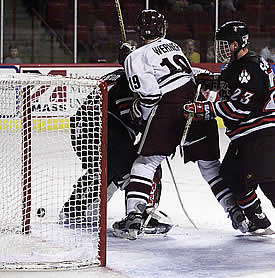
[243,200,272,234]
[142,210,173,235]
[247,212,271,235]
[228,206,250,233]
[112,212,142,240]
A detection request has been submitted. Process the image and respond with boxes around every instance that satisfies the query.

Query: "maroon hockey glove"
[183,101,216,120]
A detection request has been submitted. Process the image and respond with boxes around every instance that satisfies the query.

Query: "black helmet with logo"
[137,10,167,41]
[215,21,249,63]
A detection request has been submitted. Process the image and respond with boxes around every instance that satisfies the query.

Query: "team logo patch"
[239,69,251,83]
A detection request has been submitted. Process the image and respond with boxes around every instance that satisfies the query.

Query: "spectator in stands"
[260,39,275,63]
[183,39,200,63]
[206,45,215,63]
[4,45,23,64]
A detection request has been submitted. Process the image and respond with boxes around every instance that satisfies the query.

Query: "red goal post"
[0,73,107,269]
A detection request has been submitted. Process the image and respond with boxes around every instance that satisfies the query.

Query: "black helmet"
[215,21,249,63]
[136,9,167,41]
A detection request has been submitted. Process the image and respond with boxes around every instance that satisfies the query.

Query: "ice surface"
[1,128,275,278]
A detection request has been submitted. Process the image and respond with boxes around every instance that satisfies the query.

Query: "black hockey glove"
[130,99,146,133]
[118,40,137,66]
[195,72,220,92]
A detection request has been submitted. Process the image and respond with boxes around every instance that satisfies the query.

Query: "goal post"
[0,73,107,270]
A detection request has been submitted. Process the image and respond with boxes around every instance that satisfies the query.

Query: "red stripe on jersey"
[220,102,246,119]
[118,102,132,110]
[227,117,275,137]
[238,192,257,205]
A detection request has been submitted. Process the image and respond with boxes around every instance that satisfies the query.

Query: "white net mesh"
[0,73,107,270]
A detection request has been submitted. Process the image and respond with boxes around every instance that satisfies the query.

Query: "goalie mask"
[136,9,167,41]
[215,21,249,63]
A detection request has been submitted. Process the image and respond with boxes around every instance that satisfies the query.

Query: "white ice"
[1,128,275,278]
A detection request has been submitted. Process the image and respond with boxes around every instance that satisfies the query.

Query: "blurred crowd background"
[1,0,274,64]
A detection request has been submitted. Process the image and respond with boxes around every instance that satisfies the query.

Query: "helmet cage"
[215,21,249,63]
[216,40,231,63]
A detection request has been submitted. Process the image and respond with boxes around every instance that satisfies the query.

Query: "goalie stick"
[180,83,202,157]
[140,204,159,235]
[114,0,127,43]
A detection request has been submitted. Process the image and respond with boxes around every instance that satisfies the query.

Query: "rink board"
[1,63,274,129]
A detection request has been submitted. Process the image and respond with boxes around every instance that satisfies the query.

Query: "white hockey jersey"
[124,38,195,120]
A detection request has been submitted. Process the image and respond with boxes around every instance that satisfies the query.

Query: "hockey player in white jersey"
[112,10,251,239]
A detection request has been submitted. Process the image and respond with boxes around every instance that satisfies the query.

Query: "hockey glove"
[118,40,137,66]
[183,101,216,120]
[130,98,146,133]
[201,89,220,102]
[195,72,220,92]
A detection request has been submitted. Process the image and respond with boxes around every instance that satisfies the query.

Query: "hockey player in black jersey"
[184,21,275,234]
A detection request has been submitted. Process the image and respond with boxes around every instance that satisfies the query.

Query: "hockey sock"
[198,160,237,212]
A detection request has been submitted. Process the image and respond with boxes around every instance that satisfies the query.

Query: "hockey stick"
[114,0,127,43]
[140,203,159,234]
[166,157,199,230]
[180,83,202,157]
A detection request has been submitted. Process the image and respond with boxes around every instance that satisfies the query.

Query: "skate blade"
[249,227,275,236]
[143,225,173,235]
[112,229,138,240]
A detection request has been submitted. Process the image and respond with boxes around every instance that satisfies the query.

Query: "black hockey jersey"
[214,51,275,141]
[70,69,137,163]
[102,69,137,142]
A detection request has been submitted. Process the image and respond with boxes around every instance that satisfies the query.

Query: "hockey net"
[0,73,107,270]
